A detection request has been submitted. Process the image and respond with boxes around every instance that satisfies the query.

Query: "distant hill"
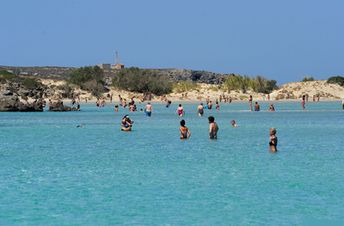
[0,66,229,84]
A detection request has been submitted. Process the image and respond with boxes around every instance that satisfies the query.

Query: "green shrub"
[112,67,173,95]
[68,66,106,97]
[173,81,200,92]
[223,75,276,94]
[327,76,344,86]
[302,76,315,82]
[0,70,16,80]
[57,84,75,98]
[22,78,42,89]
[251,76,278,94]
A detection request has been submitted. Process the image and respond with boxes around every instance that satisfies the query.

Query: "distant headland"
[0,65,343,112]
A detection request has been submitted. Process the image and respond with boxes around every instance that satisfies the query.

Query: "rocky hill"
[0,66,228,84]
[270,80,344,100]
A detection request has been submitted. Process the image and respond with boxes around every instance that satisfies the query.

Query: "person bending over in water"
[208,116,219,139]
[269,128,278,152]
[121,115,134,131]
[268,104,275,112]
[179,120,191,139]
[231,120,238,128]
[197,103,204,117]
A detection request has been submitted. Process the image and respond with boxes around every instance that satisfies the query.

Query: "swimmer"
[254,102,260,111]
[207,100,213,110]
[216,101,220,110]
[76,124,84,128]
[269,128,278,152]
[166,100,172,108]
[145,102,152,117]
[114,105,119,112]
[208,116,219,139]
[268,104,275,112]
[230,120,238,128]
[177,104,184,117]
[179,120,191,139]
[197,103,204,116]
[121,115,133,131]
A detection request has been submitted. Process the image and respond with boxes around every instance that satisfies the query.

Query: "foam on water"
[0,101,344,225]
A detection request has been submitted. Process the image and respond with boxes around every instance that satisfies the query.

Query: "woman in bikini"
[179,120,191,139]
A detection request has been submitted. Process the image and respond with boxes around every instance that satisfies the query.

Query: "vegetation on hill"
[327,76,344,87]
[0,70,44,90]
[112,67,173,95]
[173,81,200,92]
[301,76,315,82]
[68,66,106,97]
[223,75,277,94]
[0,70,16,82]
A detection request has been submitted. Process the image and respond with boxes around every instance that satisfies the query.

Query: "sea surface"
[0,101,343,226]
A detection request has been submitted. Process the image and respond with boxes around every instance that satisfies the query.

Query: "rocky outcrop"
[0,94,44,112]
[0,79,45,112]
[48,101,79,111]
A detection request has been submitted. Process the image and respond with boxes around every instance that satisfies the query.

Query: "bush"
[173,81,200,92]
[68,66,106,97]
[327,76,344,86]
[251,76,278,94]
[302,76,315,82]
[69,66,104,85]
[22,78,42,90]
[0,70,16,81]
[223,75,277,94]
[223,75,248,92]
[112,67,173,95]
[57,84,75,98]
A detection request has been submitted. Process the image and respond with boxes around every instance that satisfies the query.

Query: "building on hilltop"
[112,63,124,70]
[112,51,125,70]
[96,51,125,70]
[97,64,111,70]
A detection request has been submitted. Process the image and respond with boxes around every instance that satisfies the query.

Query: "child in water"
[269,128,278,152]
[179,120,191,139]
[231,120,238,128]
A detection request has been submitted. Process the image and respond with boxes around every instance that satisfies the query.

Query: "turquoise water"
[1,101,344,225]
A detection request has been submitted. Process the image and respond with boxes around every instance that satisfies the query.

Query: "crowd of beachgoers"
[75,93,344,154]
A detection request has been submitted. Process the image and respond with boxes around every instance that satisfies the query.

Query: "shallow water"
[0,101,344,225]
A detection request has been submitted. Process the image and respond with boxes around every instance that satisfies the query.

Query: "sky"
[0,0,343,84]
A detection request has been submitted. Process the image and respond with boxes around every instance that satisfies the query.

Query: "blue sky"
[1,0,343,83]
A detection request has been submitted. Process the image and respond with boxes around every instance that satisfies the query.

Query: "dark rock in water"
[48,101,79,112]
[0,95,44,112]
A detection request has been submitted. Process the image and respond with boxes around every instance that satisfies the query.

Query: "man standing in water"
[145,102,153,117]
[208,116,219,139]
